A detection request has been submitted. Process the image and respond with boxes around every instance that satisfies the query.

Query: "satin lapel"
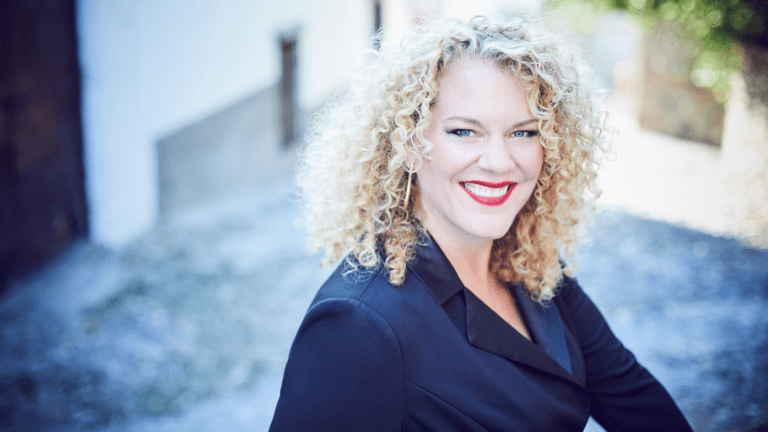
[465,289,582,387]
[555,297,588,388]
[409,238,585,387]
[509,284,572,377]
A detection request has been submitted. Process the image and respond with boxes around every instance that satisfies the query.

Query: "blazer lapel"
[465,288,583,387]
[509,284,572,377]
[409,237,585,388]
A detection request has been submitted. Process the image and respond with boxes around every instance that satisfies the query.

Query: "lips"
[460,181,516,206]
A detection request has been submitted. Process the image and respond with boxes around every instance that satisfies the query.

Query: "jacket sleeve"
[558,277,693,432]
[269,298,404,432]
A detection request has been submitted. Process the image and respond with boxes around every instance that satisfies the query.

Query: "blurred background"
[1,0,766,430]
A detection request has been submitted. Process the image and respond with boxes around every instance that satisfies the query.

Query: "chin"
[468,223,515,241]
[488,229,513,241]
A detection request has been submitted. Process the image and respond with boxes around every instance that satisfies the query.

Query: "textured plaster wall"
[77,0,371,248]
[381,0,542,46]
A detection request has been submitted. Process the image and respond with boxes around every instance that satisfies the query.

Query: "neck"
[424,223,495,290]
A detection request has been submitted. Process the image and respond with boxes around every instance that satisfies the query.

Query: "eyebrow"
[445,116,537,129]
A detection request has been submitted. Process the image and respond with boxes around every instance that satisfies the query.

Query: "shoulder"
[551,278,693,430]
[553,272,580,297]
[310,260,387,306]
[299,261,398,348]
[551,274,609,352]
[271,261,407,431]
[293,260,424,358]
[298,264,400,350]
[552,273,590,314]
[309,259,434,324]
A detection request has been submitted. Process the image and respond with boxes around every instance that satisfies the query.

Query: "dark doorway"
[373,0,383,50]
[279,33,298,148]
[0,0,87,291]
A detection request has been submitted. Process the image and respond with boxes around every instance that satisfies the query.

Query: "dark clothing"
[270,239,692,431]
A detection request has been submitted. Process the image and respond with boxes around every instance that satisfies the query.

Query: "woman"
[270,15,692,431]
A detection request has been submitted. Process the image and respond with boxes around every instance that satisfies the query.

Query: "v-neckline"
[408,237,579,386]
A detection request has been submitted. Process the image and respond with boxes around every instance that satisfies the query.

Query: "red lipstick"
[461,181,516,206]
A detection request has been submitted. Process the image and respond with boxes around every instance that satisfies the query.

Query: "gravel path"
[1,178,767,431]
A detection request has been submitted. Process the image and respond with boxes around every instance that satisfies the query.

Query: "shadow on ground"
[578,211,768,432]
[1,183,767,431]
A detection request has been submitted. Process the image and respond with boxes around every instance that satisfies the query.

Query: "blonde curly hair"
[296,15,608,302]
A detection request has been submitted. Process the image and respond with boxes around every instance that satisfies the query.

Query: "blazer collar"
[409,238,582,387]
[408,236,465,305]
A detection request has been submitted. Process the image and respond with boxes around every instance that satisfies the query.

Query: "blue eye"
[448,129,473,137]
[512,130,538,138]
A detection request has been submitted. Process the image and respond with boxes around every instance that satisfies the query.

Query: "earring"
[403,160,415,206]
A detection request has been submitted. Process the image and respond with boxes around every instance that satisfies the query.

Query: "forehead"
[432,57,531,120]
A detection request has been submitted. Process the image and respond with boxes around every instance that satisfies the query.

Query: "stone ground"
[1,176,767,432]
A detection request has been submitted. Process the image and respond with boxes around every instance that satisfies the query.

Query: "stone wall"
[721,43,768,247]
[640,22,724,146]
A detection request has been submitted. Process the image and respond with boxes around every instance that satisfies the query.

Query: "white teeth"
[463,183,510,198]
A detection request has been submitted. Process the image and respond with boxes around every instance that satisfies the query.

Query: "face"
[416,57,544,246]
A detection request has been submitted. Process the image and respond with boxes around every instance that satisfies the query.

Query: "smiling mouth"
[460,181,516,206]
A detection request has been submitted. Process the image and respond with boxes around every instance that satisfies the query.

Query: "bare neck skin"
[423,216,494,288]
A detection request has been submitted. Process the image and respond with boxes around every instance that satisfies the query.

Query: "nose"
[477,135,515,174]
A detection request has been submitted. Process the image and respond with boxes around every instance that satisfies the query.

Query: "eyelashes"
[447,128,473,137]
[511,130,539,138]
[445,129,539,138]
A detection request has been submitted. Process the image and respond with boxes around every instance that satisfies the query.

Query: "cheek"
[522,145,544,177]
[418,142,461,182]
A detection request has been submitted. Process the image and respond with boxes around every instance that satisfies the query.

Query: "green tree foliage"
[548,0,766,99]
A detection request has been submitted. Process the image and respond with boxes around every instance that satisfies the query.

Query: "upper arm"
[269,298,404,432]
[558,277,692,432]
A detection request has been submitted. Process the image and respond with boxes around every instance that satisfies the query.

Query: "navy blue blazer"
[270,240,692,431]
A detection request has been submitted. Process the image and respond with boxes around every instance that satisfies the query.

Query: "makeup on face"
[460,181,516,206]
[416,57,544,244]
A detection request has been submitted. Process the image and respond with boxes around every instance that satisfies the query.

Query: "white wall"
[380,0,543,50]
[443,0,541,18]
[77,0,371,247]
